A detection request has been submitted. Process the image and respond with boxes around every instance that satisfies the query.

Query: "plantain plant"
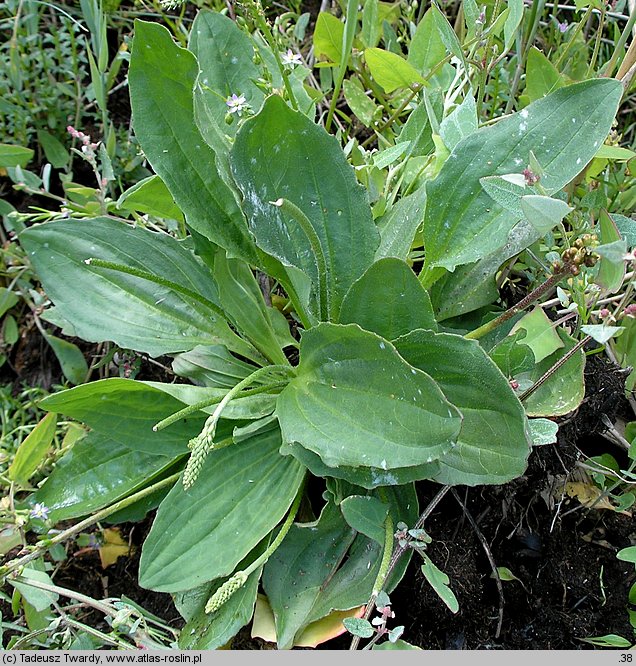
[12,7,625,649]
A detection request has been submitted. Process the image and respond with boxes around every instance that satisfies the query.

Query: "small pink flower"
[226,93,248,114]
[623,304,636,318]
[281,49,303,67]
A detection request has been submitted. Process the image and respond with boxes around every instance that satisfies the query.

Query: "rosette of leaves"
[20,10,622,649]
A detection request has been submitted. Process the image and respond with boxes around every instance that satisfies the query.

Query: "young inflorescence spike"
[205,571,248,614]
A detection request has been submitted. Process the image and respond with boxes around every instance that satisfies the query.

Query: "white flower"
[226,93,249,115]
[281,49,303,67]
[30,503,50,521]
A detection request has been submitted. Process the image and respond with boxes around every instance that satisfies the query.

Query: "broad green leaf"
[582,635,632,648]
[144,381,277,422]
[0,144,33,168]
[139,427,305,592]
[189,10,265,140]
[36,131,70,169]
[494,566,522,582]
[21,217,254,358]
[361,0,380,48]
[373,640,421,650]
[129,20,256,262]
[518,328,585,417]
[595,239,628,264]
[430,219,543,321]
[503,0,524,51]
[116,175,184,221]
[3,314,18,345]
[615,317,636,395]
[439,95,478,152]
[263,489,417,649]
[263,503,355,649]
[488,330,535,378]
[431,4,467,72]
[340,495,388,544]
[313,12,344,64]
[277,323,462,470]
[33,432,177,523]
[394,330,530,485]
[595,210,625,292]
[408,8,446,76]
[510,306,564,363]
[421,555,459,613]
[231,96,379,321]
[399,97,439,157]
[521,195,572,234]
[528,418,558,446]
[213,250,290,365]
[375,186,427,261]
[339,259,437,340]
[251,596,364,648]
[480,175,526,218]
[617,546,636,563]
[343,78,378,127]
[0,288,18,318]
[595,145,636,160]
[280,439,439,488]
[10,569,58,612]
[39,378,207,456]
[421,80,622,281]
[9,412,57,485]
[172,345,254,389]
[580,324,625,345]
[44,334,88,385]
[373,142,411,170]
[365,48,426,93]
[343,617,374,639]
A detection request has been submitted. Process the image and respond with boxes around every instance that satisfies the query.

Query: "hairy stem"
[272,197,330,321]
[85,258,227,320]
[183,365,293,488]
[519,335,590,402]
[205,475,306,614]
[2,472,182,577]
[465,269,572,340]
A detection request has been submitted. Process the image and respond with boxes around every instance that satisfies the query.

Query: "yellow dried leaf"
[98,528,133,568]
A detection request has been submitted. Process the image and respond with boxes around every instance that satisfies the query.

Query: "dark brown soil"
[394,452,634,650]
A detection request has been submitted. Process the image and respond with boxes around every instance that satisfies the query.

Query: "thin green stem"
[519,335,590,402]
[254,13,298,111]
[272,197,330,321]
[245,476,305,578]
[152,381,287,432]
[350,486,450,650]
[325,0,358,132]
[374,513,394,598]
[476,0,503,117]
[183,365,293,488]
[85,258,226,320]
[586,7,605,77]
[1,472,181,577]
[555,6,593,70]
[12,576,118,617]
[602,9,636,77]
[205,475,306,614]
